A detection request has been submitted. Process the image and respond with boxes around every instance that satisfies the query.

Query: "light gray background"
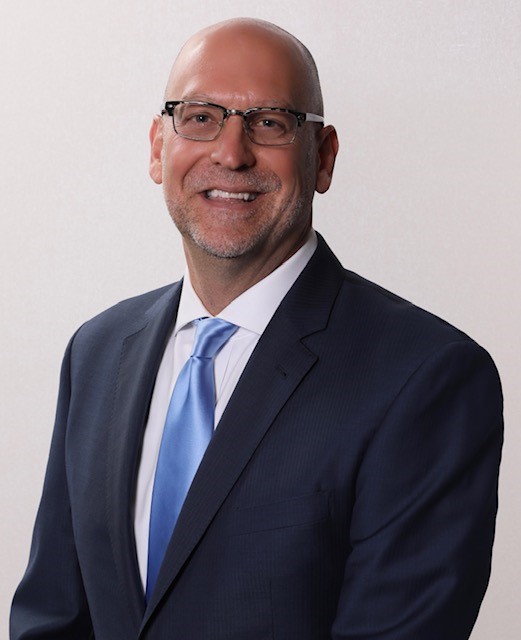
[1,1,519,638]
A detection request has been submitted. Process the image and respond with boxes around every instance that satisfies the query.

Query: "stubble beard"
[166,191,312,260]
[164,162,315,260]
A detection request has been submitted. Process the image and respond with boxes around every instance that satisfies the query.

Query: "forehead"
[167,25,308,108]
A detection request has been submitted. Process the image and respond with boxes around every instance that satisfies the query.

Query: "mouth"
[205,189,259,202]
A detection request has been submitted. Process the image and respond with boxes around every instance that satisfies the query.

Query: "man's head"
[149,18,338,273]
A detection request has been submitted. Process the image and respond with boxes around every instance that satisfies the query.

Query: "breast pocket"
[230,492,330,536]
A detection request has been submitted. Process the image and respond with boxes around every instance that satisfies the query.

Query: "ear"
[149,115,164,184]
[315,125,339,194]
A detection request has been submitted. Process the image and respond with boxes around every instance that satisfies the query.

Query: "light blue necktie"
[146,317,238,602]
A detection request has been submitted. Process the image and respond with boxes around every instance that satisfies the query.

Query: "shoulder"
[71,281,181,350]
[310,237,498,380]
[311,234,470,346]
[334,267,501,386]
[339,267,465,340]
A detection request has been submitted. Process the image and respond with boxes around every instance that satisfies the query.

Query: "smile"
[205,189,258,202]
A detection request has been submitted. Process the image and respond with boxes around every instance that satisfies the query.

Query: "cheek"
[273,148,312,192]
[278,169,310,202]
[162,138,200,185]
[161,164,179,198]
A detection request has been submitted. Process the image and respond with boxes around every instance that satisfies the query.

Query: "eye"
[191,113,212,124]
[246,110,294,137]
[176,104,222,127]
[250,114,286,131]
[258,118,281,129]
[187,112,219,126]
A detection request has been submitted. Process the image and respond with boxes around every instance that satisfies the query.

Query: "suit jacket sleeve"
[10,333,93,640]
[331,339,503,640]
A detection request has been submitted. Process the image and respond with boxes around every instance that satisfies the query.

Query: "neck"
[183,232,309,315]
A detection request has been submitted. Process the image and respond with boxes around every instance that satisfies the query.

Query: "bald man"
[11,18,502,640]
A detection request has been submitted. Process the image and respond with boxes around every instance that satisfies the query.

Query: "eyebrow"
[180,94,295,109]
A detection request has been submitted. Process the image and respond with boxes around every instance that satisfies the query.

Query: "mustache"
[185,168,282,193]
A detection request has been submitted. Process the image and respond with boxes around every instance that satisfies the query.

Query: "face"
[150,24,338,269]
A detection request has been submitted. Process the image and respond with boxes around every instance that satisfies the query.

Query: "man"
[11,18,503,640]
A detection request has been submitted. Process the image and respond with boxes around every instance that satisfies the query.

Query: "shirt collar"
[174,229,317,336]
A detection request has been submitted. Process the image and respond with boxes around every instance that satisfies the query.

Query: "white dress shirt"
[133,230,317,589]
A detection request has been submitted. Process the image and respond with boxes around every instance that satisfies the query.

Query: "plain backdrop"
[1,1,519,638]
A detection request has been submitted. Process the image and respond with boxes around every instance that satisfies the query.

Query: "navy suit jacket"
[11,236,503,639]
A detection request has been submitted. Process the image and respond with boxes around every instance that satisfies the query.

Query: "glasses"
[161,100,324,146]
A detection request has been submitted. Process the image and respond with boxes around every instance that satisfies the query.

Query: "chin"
[189,232,261,260]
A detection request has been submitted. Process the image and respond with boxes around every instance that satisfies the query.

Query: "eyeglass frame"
[161,100,325,146]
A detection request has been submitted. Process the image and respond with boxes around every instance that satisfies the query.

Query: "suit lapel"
[141,237,345,628]
[105,283,182,620]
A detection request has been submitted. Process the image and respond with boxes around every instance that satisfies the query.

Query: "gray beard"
[166,192,310,260]
[165,146,317,259]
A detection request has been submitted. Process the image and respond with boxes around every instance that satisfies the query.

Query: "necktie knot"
[191,317,238,359]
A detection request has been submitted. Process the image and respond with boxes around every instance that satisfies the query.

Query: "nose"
[209,114,256,170]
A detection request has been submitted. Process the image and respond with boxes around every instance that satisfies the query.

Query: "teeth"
[206,189,257,202]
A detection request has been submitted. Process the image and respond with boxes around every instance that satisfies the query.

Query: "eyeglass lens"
[173,103,298,145]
